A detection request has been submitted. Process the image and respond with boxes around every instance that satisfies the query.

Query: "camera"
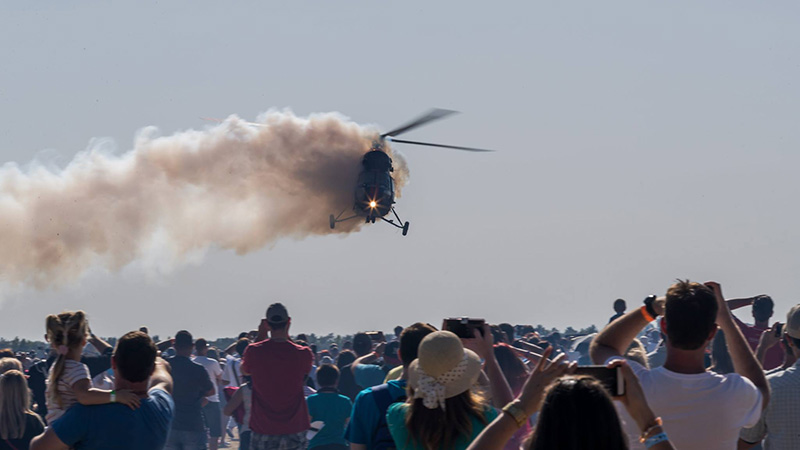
[443,317,485,339]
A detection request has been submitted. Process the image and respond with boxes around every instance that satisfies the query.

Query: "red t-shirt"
[241,339,313,435]
[733,316,783,371]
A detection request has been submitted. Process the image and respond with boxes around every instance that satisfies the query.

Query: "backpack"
[370,383,406,450]
[223,385,246,425]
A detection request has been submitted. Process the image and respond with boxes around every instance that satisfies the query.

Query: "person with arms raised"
[241,303,313,450]
[467,347,675,450]
[590,280,769,450]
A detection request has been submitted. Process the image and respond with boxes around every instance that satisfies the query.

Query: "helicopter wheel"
[402,221,410,236]
[329,214,336,229]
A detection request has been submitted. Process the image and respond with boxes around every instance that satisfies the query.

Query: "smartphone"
[775,323,784,337]
[366,331,385,342]
[574,366,625,396]
[444,317,486,339]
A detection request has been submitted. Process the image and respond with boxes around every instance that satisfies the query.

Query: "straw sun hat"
[408,331,483,410]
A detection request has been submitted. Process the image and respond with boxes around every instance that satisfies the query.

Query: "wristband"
[644,432,668,448]
[640,306,655,323]
[644,295,659,319]
[502,400,529,428]
[110,390,116,403]
[639,417,663,442]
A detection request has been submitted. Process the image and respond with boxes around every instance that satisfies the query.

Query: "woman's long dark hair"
[494,344,529,394]
[528,376,629,450]
[405,389,488,450]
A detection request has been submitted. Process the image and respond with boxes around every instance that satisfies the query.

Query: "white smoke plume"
[0,111,409,288]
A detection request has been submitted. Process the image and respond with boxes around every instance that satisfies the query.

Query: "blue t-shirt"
[345,380,406,447]
[386,402,498,450]
[306,390,353,448]
[354,364,387,390]
[52,389,174,450]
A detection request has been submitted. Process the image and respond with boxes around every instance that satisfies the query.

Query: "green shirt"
[386,402,498,450]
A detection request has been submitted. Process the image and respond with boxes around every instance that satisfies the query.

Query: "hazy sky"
[1,1,799,341]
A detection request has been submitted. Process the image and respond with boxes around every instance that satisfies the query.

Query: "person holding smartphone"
[590,281,769,450]
[467,347,675,450]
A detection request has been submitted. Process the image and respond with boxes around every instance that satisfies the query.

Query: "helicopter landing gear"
[380,208,410,236]
[330,209,358,229]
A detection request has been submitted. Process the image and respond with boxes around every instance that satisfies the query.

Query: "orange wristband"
[640,306,655,322]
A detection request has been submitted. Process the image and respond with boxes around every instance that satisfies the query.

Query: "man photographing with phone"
[241,303,314,450]
[590,280,769,450]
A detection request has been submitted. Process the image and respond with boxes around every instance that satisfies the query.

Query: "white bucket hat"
[408,331,483,410]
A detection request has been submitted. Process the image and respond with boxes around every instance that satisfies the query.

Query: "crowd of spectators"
[1,280,798,449]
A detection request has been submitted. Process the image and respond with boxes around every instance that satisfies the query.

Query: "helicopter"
[329,108,492,236]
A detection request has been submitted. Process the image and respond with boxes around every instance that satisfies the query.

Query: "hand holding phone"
[573,366,625,396]
[606,360,660,435]
[516,347,576,416]
[443,317,485,339]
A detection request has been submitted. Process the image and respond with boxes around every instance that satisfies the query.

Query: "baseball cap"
[266,303,289,324]
[785,304,800,339]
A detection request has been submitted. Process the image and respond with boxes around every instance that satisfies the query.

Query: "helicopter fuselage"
[354,150,395,221]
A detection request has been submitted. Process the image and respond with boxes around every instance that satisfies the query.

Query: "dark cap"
[174,330,193,348]
[266,303,289,324]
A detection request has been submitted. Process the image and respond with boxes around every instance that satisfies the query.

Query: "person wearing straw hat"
[386,330,508,450]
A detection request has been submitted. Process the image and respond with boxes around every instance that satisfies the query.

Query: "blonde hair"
[45,310,88,408]
[0,370,36,440]
[0,357,23,374]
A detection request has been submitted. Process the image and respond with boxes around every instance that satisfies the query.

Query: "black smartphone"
[444,317,486,339]
[775,323,784,337]
[574,366,625,396]
[366,331,385,342]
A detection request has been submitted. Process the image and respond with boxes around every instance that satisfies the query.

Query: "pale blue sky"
[1,1,799,340]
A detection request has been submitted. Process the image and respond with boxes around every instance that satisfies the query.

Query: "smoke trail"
[0,111,409,288]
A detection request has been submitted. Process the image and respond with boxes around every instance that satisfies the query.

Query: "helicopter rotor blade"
[386,138,494,152]
[380,109,459,138]
[200,117,264,127]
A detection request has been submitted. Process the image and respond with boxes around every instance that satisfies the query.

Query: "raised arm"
[706,282,770,409]
[464,324,514,408]
[351,342,384,374]
[591,300,663,364]
[468,348,574,450]
[149,357,173,394]
[726,297,756,311]
[87,332,112,354]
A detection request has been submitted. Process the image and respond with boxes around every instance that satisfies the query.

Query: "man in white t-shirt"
[591,281,770,450]
[193,338,223,450]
